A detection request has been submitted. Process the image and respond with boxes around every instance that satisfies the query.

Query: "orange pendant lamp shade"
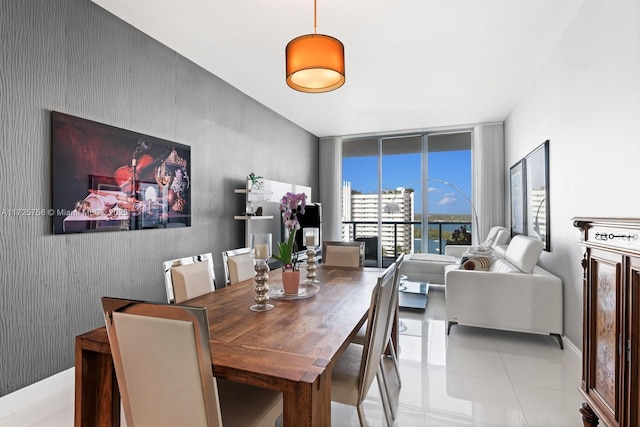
[286,34,345,93]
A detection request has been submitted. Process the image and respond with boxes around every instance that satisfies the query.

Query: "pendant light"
[285,0,345,93]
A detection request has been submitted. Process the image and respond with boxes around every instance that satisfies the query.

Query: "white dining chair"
[322,240,365,267]
[351,253,405,419]
[330,262,398,426]
[163,253,216,303]
[221,247,255,285]
[101,297,283,427]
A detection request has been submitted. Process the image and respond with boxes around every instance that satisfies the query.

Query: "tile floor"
[0,285,584,427]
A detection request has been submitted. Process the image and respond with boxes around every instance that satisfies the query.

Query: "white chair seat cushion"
[171,262,214,303]
[331,343,364,407]
[217,379,283,427]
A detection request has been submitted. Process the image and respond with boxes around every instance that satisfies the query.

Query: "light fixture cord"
[313,0,317,34]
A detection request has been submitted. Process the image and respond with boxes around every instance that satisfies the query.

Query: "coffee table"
[398,279,429,310]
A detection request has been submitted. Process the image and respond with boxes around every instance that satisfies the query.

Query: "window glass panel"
[382,136,421,257]
[342,139,378,243]
[341,131,472,263]
[427,133,472,254]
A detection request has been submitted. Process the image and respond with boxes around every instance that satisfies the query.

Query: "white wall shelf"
[233,215,274,220]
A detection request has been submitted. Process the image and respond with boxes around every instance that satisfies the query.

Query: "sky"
[343,149,472,215]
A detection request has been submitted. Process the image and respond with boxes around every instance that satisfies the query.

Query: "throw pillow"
[460,256,491,271]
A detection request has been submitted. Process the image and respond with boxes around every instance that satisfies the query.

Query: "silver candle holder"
[250,233,274,312]
[304,228,319,284]
[305,249,319,283]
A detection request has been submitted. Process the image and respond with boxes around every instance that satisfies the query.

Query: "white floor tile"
[513,383,584,427]
[501,352,581,392]
[0,287,584,427]
[426,369,526,427]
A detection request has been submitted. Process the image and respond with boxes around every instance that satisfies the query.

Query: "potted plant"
[247,172,263,190]
[272,192,307,294]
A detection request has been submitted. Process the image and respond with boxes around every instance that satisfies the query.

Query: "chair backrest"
[101,297,223,427]
[163,253,216,304]
[383,253,405,345]
[322,241,365,267]
[221,247,254,285]
[358,262,397,400]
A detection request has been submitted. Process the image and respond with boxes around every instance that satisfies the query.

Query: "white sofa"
[400,226,510,284]
[444,235,563,348]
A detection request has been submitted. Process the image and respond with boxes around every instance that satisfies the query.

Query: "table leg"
[283,368,331,426]
[74,336,120,427]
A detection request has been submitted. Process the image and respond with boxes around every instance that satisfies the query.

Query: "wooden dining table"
[74,265,393,427]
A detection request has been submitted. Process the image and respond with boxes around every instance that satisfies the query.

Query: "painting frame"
[509,160,526,237]
[524,140,550,251]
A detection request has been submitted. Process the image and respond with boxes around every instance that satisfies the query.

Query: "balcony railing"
[342,220,472,261]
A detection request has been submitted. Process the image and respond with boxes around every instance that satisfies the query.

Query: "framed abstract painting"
[51,111,191,234]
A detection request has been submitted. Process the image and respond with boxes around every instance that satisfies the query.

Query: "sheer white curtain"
[319,136,343,241]
[472,123,505,244]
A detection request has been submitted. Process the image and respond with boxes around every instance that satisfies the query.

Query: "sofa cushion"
[489,258,521,274]
[492,245,508,259]
[409,253,459,264]
[504,235,544,273]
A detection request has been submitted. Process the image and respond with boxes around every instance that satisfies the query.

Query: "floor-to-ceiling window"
[342,131,471,266]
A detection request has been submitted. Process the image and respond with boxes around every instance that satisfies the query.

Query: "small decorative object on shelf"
[247,172,263,191]
[272,192,307,295]
[249,233,274,312]
[304,228,319,284]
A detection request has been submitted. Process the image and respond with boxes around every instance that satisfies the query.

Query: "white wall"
[505,0,640,348]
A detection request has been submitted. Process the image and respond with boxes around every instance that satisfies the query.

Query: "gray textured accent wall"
[0,0,318,396]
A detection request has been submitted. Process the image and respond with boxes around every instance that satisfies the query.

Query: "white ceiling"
[90,0,584,138]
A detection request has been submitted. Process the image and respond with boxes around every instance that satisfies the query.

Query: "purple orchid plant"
[272,192,307,270]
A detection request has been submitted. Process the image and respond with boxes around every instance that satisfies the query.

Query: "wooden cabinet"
[574,218,640,427]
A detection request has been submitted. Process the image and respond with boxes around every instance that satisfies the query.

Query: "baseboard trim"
[563,335,582,364]
[0,368,74,420]
[562,335,582,360]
